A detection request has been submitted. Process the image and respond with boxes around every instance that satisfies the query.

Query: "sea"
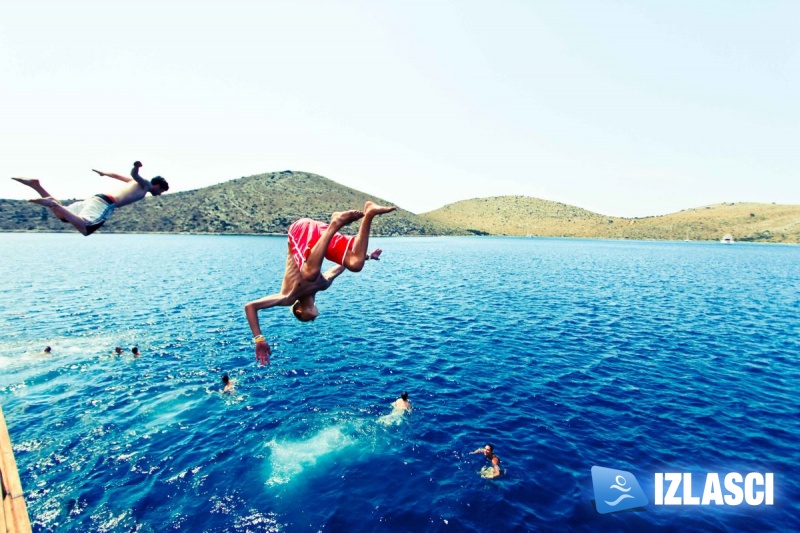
[0,232,798,533]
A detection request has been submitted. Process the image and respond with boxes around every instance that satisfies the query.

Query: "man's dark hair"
[291,301,315,322]
[151,176,169,191]
[401,391,408,401]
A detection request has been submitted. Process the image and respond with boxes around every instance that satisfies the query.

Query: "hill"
[3,173,798,243]
[421,196,800,243]
[0,171,462,236]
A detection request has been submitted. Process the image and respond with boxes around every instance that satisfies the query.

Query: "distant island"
[423,196,800,243]
[2,171,798,243]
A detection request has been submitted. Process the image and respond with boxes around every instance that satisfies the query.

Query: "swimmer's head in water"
[291,300,318,322]
[401,391,409,401]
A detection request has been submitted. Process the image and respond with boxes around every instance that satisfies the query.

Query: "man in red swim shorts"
[12,161,169,236]
[245,201,396,365]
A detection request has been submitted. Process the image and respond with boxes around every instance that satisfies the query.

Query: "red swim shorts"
[288,218,355,270]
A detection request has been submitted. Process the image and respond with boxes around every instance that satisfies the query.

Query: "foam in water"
[376,406,409,426]
[0,334,137,371]
[265,424,358,485]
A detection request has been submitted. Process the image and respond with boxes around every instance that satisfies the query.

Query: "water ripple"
[0,234,797,531]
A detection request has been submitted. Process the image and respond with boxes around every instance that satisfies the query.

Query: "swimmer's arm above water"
[244,293,291,365]
[489,460,501,478]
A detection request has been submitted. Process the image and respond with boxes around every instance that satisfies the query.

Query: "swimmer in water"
[222,374,234,393]
[12,161,169,236]
[471,444,501,479]
[377,391,412,426]
[392,391,412,413]
[245,201,396,365]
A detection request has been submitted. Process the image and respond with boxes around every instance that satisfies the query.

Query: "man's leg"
[344,201,397,272]
[28,197,90,236]
[299,210,364,281]
[11,177,53,198]
[12,177,89,231]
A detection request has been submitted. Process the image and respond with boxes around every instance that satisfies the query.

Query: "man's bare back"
[102,178,151,207]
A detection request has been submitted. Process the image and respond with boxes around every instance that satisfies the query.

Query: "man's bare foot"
[11,177,41,189]
[29,197,59,208]
[331,210,364,228]
[364,201,397,217]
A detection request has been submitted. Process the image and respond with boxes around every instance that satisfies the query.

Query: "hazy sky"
[1,1,798,217]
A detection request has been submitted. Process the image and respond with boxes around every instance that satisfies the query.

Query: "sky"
[1,0,798,218]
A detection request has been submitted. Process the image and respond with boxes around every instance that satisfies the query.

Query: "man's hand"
[256,340,271,365]
[131,161,143,179]
[369,248,383,261]
[130,161,149,188]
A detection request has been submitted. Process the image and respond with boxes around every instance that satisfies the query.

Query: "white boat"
[720,234,734,244]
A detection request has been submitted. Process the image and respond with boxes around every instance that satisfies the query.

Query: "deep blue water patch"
[1,233,798,532]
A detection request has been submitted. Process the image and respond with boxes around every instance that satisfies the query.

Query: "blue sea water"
[0,233,798,532]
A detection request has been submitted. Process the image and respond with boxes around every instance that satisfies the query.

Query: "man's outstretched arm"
[92,169,132,182]
[244,293,290,365]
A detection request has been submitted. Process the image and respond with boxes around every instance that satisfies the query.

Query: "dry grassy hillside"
[609,202,800,242]
[0,171,462,236]
[4,176,798,243]
[421,197,800,243]
[420,196,609,237]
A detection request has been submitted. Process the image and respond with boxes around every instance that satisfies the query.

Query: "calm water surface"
[0,233,798,532]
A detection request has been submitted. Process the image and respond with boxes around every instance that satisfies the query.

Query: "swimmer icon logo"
[591,466,649,514]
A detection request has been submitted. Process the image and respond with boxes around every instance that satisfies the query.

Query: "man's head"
[291,298,319,322]
[150,176,169,196]
[483,444,494,456]
[44,346,51,353]
[401,391,409,402]
[114,346,123,354]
